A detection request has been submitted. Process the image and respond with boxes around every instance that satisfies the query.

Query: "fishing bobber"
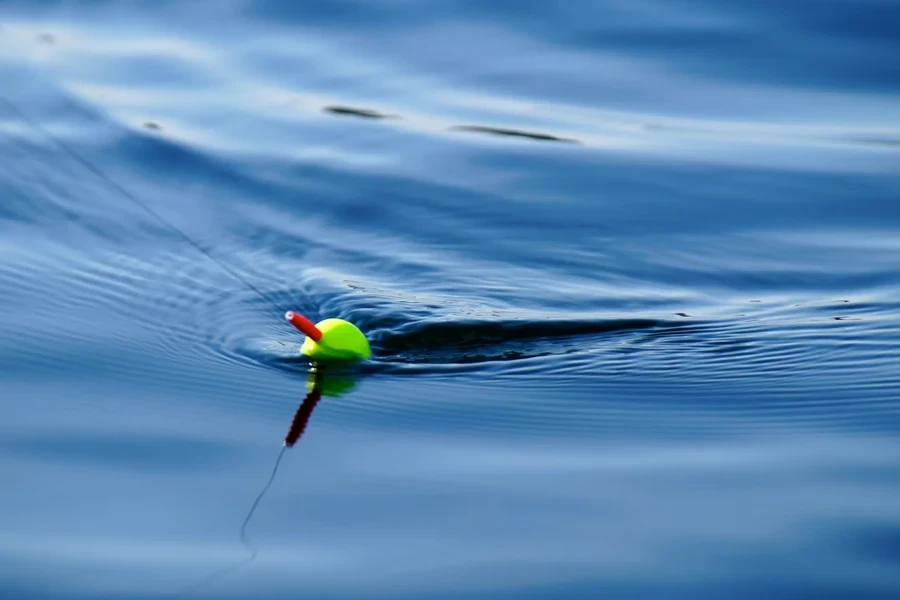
[285,311,371,361]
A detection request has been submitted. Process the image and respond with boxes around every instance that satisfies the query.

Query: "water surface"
[1,1,899,598]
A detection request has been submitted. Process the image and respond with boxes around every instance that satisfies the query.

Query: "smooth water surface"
[1,1,899,598]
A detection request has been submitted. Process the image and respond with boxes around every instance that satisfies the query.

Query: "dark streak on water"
[449,125,579,143]
[323,105,397,120]
[1,1,900,599]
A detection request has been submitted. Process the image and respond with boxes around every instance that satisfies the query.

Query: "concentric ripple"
[2,26,899,444]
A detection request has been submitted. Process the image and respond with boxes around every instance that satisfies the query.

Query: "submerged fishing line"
[0,95,286,314]
[170,445,287,598]
[169,380,325,597]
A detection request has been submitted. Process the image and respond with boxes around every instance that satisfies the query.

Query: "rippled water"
[2,1,899,598]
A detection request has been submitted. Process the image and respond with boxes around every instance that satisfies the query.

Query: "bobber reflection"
[283,368,359,447]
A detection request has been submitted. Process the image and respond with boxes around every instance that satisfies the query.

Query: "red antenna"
[285,311,323,341]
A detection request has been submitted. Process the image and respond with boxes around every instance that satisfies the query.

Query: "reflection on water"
[284,368,358,447]
[180,367,359,598]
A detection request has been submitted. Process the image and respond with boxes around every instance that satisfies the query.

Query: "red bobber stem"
[285,311,323,342]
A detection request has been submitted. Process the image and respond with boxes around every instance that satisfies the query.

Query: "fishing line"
[167,378,325,597]
[239,445,288,558]
[169,445,287,598]
[0,94,286,315]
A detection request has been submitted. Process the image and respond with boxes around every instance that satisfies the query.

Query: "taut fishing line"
[1,92,372,361]
[0,94,286,315]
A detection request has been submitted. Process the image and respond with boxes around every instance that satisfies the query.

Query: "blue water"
[2,1,899,598]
